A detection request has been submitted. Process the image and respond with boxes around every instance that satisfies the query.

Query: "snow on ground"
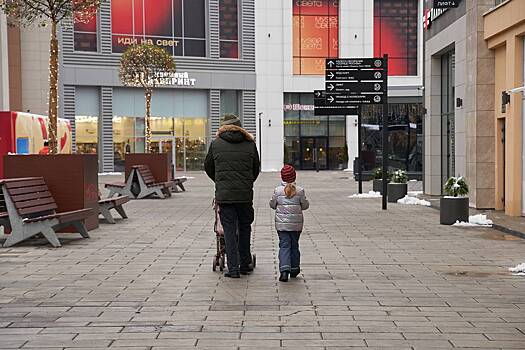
[99,172,123,176]
[453,214,493,228]
[509,263,525,276]
[407,191,423,196]
[349,191,382,199]
[397,195,431,206]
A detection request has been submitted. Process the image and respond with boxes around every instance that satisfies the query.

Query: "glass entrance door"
[300,137,328,170]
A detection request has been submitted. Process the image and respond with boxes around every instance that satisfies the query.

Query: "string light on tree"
[119,44,177,153]
[0,0,104,154]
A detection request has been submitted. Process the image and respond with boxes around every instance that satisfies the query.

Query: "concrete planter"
[387,183,407,203]
[440,197,469,225]
[372,179,384,194]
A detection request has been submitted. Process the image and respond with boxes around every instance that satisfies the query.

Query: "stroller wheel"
[219,256,225,271]
[212,257,219,272]
[252,254,256,268]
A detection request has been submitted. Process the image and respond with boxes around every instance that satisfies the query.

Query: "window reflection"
[75,116,98,154]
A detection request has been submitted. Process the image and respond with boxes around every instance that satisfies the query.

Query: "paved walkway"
[0,172,524,350]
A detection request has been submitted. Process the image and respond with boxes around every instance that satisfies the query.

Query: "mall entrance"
[300,137,328,170]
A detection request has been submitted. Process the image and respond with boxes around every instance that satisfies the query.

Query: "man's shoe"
[279,271,289,282]
[290,270,300,278]
[224,272,240,278]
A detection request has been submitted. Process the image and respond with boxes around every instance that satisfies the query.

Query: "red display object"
[124,153,173,183]
[0,111,72,178]
[3,154,99,232]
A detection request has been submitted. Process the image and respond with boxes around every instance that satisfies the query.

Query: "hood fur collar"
[216,125,254,141]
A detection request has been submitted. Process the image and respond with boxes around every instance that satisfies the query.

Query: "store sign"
[283,103,315,112]
[155,72,197,87]
[433,0,459,8]
[423,7,448,30]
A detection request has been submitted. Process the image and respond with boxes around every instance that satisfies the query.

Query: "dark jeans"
[278,231,301,273]
[219,203,254,274]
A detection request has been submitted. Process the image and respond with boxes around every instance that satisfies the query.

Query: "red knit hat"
[281,164,296,183]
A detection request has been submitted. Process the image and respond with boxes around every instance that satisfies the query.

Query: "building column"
[346,116,358,172]
[100,87,114,173]
[0,13,9,110]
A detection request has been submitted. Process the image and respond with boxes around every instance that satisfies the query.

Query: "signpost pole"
[357,106,363,194]
[382,54,389,210]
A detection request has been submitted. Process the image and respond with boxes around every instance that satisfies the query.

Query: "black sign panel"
[326,70,385,81]
[433,0,459,8]
[314,90,358,116]
[326,58,385,70]
[325,57,386,106]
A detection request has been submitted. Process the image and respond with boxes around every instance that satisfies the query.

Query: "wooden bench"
[0,188,10,233]
[0,177,93,248]
[99,195,130,224]
[132,165,173,199]
[105,171,136,198]
[172,177,187,193]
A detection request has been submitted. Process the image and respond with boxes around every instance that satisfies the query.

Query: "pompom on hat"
[281,164,296,183]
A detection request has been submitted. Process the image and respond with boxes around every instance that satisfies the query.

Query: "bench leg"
[3,231,24,248]
[107,189,116,198]
[154,189,165,199]
[178,183,186,192]
[99,206,116,224]
[41,227,61,248]
[73,222,90,239]
[162,188,172,198]
[114,205,128,219]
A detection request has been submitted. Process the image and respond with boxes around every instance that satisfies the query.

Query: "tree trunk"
[47,21,59,154]
[145,89,152,153]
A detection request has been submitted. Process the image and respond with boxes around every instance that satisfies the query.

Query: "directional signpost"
[325,56,389,210]
[313,90,358,116]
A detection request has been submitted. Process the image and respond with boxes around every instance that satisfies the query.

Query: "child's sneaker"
[279,271,289,282]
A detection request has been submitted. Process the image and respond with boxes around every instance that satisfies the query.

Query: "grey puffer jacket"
[269,182,309,232]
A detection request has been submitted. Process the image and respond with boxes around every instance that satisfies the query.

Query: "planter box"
[373,179,384,194]
[387,183,407,203]
[440,197,469,225]
[3,154,99,231]
[125,153,172,183]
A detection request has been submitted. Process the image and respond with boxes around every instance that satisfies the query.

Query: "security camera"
[508,86,525,94]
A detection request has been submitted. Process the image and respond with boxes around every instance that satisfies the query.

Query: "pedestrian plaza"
[0,172,524,349]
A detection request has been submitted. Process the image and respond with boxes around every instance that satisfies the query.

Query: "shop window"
[219,0,239,58]
[111,0,206,57]
[74,14,98,52]
[75,116,98,153]
[374,0,418,76]
[293,0,339,75]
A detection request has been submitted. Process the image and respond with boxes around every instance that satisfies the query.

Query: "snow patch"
[407,191,423,196]
[509,263,525,276]
[453,214,493,228]
[343,168,353,172]
[99,172,123,176]
[349,191,382,199]
[397,195,431,207]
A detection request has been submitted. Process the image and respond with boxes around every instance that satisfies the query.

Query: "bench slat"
[18,203,57,216]
[11,191,52,202]
[6,185,50,196]
[4,178,46,189]
[105,182,126,188]
[14,197,56,210]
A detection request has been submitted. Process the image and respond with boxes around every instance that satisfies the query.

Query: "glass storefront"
[360,103,423,174]
[112,116,207,172]
[75,116,98,154]
[283,93,348,170]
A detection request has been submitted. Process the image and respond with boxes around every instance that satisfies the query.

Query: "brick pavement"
[0,171,524,349]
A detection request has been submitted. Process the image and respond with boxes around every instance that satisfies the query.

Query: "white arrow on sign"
[327,60,335,67]
[328,96,335,103]
[315,91,321,97]
[328,84,335,91]
[328,71,335,79]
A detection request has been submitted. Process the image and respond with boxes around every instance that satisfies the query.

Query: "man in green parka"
[205,114,260,278]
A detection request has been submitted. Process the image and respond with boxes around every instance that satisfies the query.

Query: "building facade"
[423,0,497,210]
[59,0,256,172]
[483,0,525,216]
[256,0,424,173]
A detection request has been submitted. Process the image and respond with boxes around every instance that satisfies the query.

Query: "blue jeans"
[278,231,301,273]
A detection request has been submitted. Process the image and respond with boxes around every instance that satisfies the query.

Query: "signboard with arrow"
[313,90,357,116]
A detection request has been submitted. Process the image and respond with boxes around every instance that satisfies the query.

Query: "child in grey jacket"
[269,165,309,282]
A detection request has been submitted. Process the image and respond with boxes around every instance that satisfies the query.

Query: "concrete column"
[346,115,358,172]
[0,13,9,110]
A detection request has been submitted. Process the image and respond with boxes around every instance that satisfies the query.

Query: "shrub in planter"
[388,169,408,203]
[440,177,469,225]
[372,168,391,194]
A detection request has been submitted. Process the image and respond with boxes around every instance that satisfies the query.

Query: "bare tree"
[0,0,103,154]
[119,44,176,153]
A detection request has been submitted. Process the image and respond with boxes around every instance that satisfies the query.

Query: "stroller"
[212,200,256,272]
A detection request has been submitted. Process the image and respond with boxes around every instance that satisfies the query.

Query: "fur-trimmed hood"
[216,125,254,143]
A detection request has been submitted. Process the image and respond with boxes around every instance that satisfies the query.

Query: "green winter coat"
[205,125,260,204]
